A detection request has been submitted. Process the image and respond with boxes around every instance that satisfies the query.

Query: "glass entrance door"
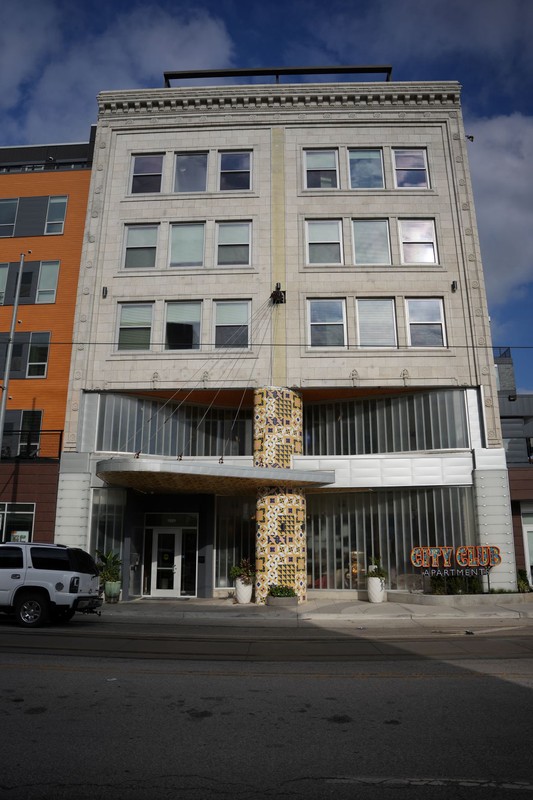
[150,527,198,597]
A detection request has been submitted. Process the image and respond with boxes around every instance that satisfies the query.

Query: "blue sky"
[1,0,532,389]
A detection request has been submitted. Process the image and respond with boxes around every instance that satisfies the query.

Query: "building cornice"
[97,81,461,120]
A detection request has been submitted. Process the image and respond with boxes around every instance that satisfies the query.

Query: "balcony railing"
[0,430,63,461]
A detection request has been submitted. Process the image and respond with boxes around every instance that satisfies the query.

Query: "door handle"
[11,574,21,579]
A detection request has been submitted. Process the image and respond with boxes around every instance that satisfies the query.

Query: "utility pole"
[0,252,28,460]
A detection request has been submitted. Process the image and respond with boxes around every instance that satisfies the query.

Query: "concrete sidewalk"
[99,592,533,628]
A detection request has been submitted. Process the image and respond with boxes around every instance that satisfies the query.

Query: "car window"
[68,549,99,576]
[30,547,70,571]
[0,546,24,569]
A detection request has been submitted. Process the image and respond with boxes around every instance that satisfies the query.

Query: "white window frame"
[26,332,50,377]
[165,301,202,351]
[214,300,251,349]
[45,196,67,235]
[348,149,385,189]
[304,149,339,189]
[124,225,158,269]
[352,219,391,265]
[306,220,343,265]
[169,223,205,267]
[36,261,60,303]
[0,263,8,303]
[393,148,430,189]
[117,303,153,351]
[356,298,397,348]
[216,221,251,266]
[218,151,252,191]
[174,152,208,193]
[406,298,447,348]
[307,298,347,349]
[399,219,438,264]
[0,199,18,237]
[130,154,164,194]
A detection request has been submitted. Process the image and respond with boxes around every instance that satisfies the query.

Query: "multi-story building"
[0,134,94,542]
[495,348,533,584]
[55,67,514,600]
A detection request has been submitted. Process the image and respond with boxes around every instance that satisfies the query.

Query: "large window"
[399,219,438,264]
[348,149,384,189]
[170,223,205,267]
[219,152,251,191]
[393,148,429,188]
[0,503,35,542]
[304,390,469,455]
[0,261,59,304]
[352,219,391,265]
[0,264,8,302]
[0,332,50,378]
[1,411,42,458]
[308,299,347,348]
[45,196,67,234]
[214,301,250,348]
[124,226,158,269]
[118,304,153,350]
[306,220,343,265]
[216,222,251,266]
[0,199,18,237]
[174,153,208,192]
[406,298,446,347]
[304,150,338,189]
[306,487,474,591]
[165,301,201,350]
[131,154,163,194]
[357,298,397,347]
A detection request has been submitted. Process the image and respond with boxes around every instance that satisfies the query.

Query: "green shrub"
[268,584,297,597]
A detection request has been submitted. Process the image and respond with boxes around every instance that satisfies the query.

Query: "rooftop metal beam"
[164,65,392,87]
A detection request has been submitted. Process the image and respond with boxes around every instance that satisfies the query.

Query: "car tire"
[15,593,50,628]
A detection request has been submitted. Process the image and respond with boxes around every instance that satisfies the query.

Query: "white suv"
[0,542,102,627]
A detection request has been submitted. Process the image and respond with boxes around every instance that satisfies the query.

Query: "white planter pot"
[367,576,386,604]
[235,577,253,604]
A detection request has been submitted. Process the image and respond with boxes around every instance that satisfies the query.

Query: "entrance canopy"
[96,457,335,495]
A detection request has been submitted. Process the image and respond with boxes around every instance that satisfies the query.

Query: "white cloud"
[1,3,234,144]
[465,112,533,308]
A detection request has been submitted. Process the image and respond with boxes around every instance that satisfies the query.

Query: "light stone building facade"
[55,69,515,600]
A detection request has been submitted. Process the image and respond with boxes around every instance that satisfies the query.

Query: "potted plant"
[367,558,387,604]
[96,550,122,604]
[229,558,256,604]
[266,584,298,606]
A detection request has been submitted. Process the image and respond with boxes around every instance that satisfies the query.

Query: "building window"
[0,502,35,542]
[306,220,343,265]
[45,196,67,234]
[357,299,397,347]
[219,152,251,191]
[118,304,153,350]
[0,199,18,237]
[0,263,8,303]
[170,223,205,267]
[216,222,251,266]
[393,149,429,188]
[352,220,391,265]
[308,299,347,348]
[174,153,208,192]
[36,261,60,303]
[124,226,158,269]
[304,150,338,189]
[348,150,384,189]
[214,301,250,348]
[131,154,163,194]
[165,301,201,350]
[406,298,446,347]
[399,219,438,264]
[2,411,42,458]
[27,333,50,376]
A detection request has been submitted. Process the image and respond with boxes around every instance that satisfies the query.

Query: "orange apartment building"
[0,133,94,542]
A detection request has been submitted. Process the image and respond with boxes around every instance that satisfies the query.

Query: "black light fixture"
[102,286,108,298]
[508,394,517,402]
[451,281,458,293]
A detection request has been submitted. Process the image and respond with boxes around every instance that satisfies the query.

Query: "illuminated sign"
[410,545,501,577]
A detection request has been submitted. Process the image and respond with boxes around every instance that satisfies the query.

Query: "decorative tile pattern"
[253,387,306,604]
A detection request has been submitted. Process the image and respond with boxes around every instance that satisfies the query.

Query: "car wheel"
[15,593,50,628]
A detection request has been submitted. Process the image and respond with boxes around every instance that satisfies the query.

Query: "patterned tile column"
[253,387,306,604]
